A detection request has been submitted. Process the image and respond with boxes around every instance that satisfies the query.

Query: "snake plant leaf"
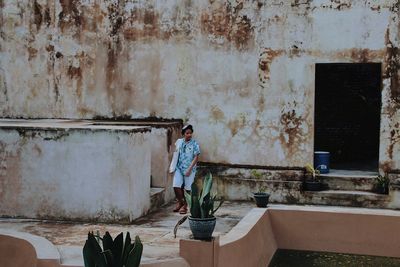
[184,190,191,209]
[102,232,113,253]
[83,240,96,267]
[126,236,143,267]
[191,182,202,218]
[102,249,114,267]
[87,233,107,267]
[200,173,213,205]
[112,232,124,267]
[120,231,131,266]
[174,215,188,238]
[212,198,224,216]
[191,195,201,218]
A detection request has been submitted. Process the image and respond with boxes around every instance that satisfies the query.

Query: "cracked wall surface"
[0,0,399,170]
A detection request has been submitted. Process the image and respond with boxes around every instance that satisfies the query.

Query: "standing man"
[172,124,200,214]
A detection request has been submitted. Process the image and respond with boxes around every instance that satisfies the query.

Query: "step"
[301,190,389,209]
[150,187,166,212]
[318,169,378,192]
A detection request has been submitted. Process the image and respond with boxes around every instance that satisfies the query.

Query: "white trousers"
[173,170,196,191]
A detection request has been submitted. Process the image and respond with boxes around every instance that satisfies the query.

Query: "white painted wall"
[0,0,399,170]
[0,127,151,222]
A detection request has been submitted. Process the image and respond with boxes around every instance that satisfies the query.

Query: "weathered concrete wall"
[0,125,152,222]
[92,120,182,203]
[0,1,399,170]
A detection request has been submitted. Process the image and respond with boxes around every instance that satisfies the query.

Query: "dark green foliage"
[376,174,390,194]
[184,172,224,219]
[174,172,223,238]
[83,231,143,267]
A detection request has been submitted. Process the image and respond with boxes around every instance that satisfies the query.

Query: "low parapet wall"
[269,206,400,258]
[180,205,400,267]
[0,120,152,222]
[0,229,60,267]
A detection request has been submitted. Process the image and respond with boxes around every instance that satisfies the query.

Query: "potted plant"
[253,185,270,208]
[174,172,223,240]
[83,231,143,267]
[375,174,389,194]
[303,163,322,191]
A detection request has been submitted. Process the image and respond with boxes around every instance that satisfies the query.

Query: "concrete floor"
[0,201,255,265]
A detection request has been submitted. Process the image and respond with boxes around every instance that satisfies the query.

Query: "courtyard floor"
[0,201,255,265]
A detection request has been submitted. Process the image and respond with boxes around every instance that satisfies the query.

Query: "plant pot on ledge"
[304,181,322,191]
[303,164,322,191]
[174,172,224,241]
[188,216,216,240]
[253,192,270,208]
[375,174,389,195]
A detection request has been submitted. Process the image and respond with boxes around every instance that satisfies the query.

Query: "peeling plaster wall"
[0,0,399,169]
[0,127,151,222]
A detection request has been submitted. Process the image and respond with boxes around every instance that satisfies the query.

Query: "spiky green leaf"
[121,232,132,266]
[87,233,107,267]
[102,232,113,253]
[102,249,114,267]
[83,240,96,267]
[200,173,213,205]
[112,232,123,267]
[126,236,143,267]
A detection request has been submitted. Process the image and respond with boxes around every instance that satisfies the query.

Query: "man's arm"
[185,155,199,177]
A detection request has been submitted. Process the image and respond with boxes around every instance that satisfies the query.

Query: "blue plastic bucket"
[314,151,330,174]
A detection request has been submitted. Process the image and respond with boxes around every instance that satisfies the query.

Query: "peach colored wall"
[218,209,277,267]
[269,207,400,258]
[180,206,400,267]
[0,235,37,267]
[180,237,219,267]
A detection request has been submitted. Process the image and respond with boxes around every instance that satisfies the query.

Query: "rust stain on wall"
[258,48,284,86]
[384,29,400,103]
[105,40,121,112]
[0,143,22,213]
[210,106,225,122]
[200,2,254,50]
[388,122,400,160]
[27,46,38,60]
[108,2,125,37]
[123,7,164,41]
[279,109,306,155]
[58,0,83,32]
[67,64,82,98]
[228,113,246,137]
[122,3,194,42]
[33,0,43,30]
[78,3,105,33]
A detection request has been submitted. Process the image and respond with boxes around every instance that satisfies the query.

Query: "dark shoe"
[173,201,184,212]
[179,204,188,214]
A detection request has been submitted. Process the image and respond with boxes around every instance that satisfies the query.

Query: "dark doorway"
[314,63,381,171]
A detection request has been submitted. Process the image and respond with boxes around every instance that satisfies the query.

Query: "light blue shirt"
[177,138,200,175]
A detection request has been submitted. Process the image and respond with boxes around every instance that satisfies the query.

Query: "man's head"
[181,124,194,141]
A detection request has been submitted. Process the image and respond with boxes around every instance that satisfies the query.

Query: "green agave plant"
[174,172,224,237]
[184,172,223,219]
[83,231,143,267]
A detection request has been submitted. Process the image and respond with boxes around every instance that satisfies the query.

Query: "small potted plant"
[174,172,223,240]
[375,174,390,194]
[303,163,322,191]
[83,231,143,267]
[253,186,270,208]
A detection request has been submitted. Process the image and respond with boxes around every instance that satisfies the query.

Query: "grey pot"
[188,216,216,240]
